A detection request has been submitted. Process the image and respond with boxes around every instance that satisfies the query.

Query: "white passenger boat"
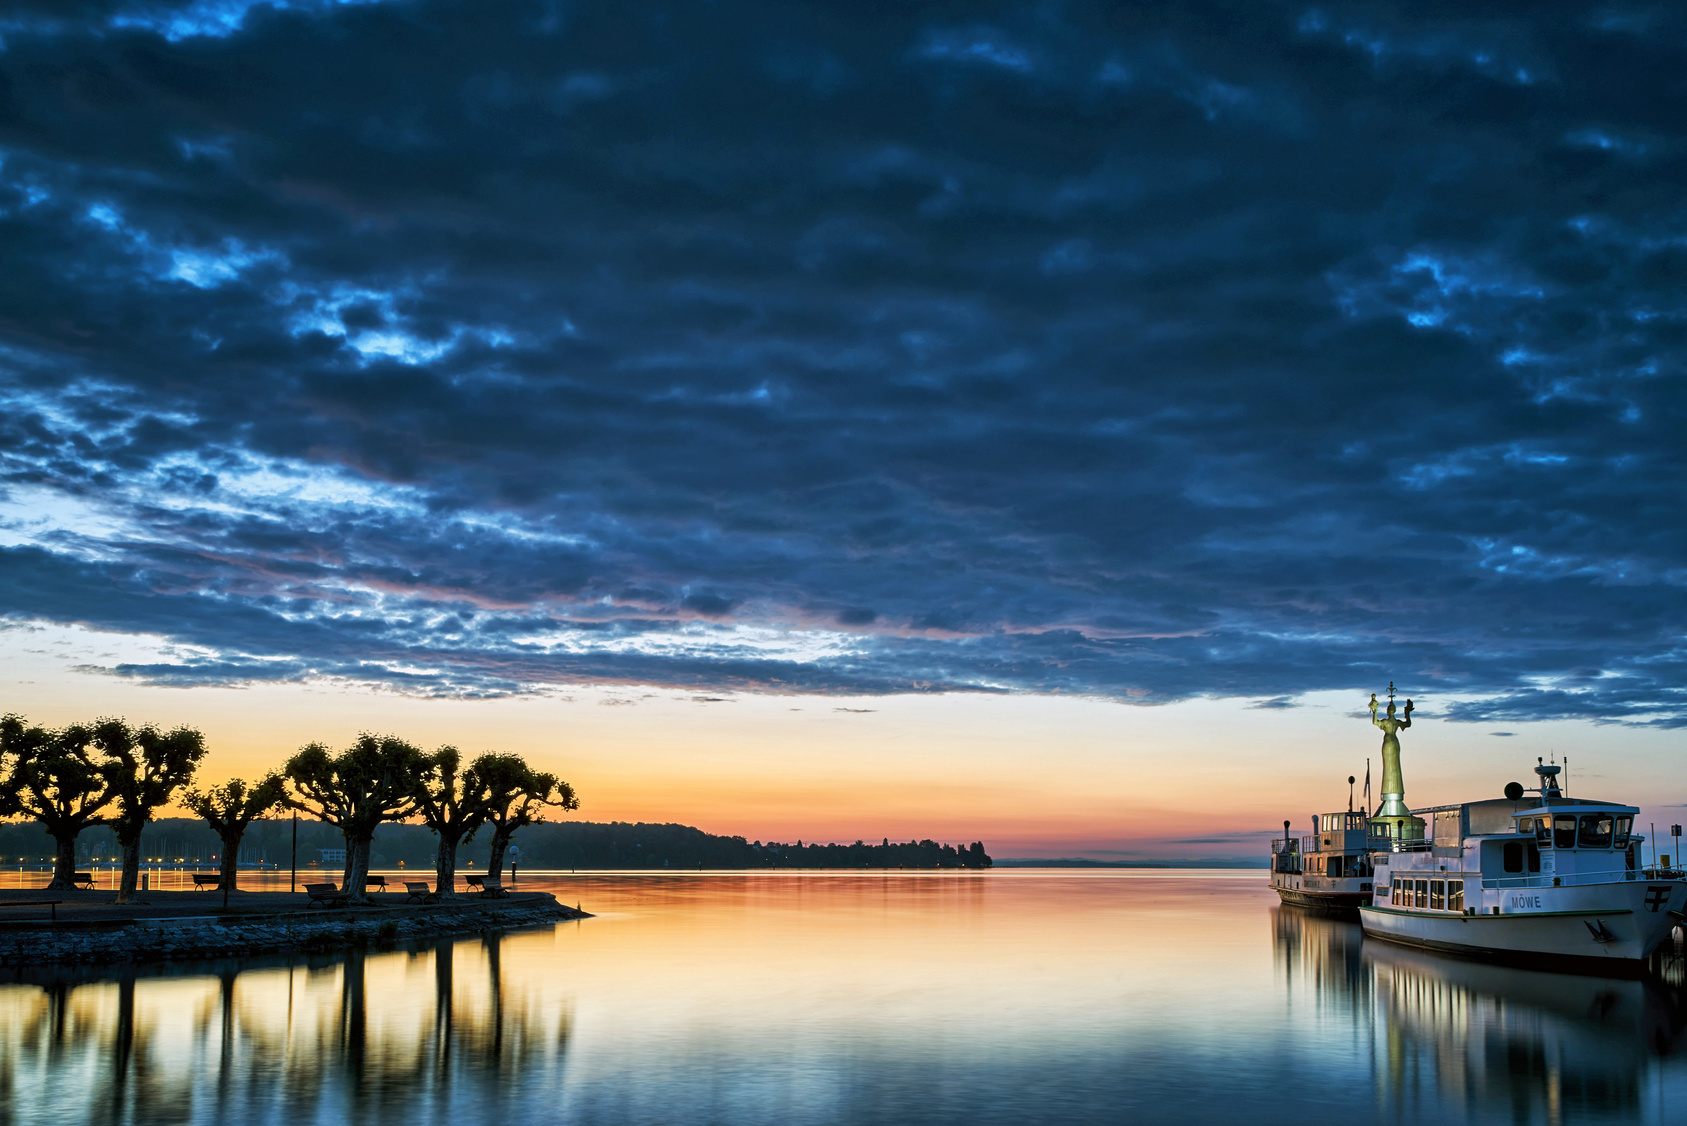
[1269,685,1423,918]
[1362,761,1687,972]
[1269,809,1385,917]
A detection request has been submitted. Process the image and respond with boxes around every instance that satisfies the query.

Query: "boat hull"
[1274,887,1369,918]
[1360,880,1687,973]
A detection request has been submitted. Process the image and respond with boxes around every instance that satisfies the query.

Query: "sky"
[0,1,1684,858]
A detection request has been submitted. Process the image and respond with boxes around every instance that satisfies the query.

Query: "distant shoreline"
[992,858,1268,869]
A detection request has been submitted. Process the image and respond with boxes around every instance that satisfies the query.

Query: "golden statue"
[1368,683,1424,840]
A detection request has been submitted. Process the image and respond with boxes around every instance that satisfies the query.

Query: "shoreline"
[0,890,590,967]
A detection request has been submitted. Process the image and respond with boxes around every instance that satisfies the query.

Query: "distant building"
[319,847,346,867]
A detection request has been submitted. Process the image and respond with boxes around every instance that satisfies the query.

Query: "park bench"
[192,873,220,889]
[0,900,62,922]
[404,881,434,903]
[71,872,95,890]
[365,875,388,892]
[464,874,484,890]
[477,879,508,900]
[304,882,349,909]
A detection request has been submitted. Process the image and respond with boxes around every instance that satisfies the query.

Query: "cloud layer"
[0,1,1684,722]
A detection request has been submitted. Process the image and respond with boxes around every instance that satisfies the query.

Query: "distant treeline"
[0,818,991,871]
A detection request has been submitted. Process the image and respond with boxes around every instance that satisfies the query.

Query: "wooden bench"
[477,879,508,900]
[192,873,221,889]
[464,874,485,890]
[71,872,95,890]
[304,882,349,909]
[0,900,62,923]
[404,881,434,903]
[365,875,387,892]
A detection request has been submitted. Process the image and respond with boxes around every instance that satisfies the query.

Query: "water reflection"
[5,875,1687,1126]
[1272,905,1687,1123]
[0,931,571,1125]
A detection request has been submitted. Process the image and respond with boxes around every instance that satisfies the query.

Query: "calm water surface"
[4,870,1685,1125]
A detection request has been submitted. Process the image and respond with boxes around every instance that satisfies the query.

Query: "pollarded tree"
[413,746,491,897]
[286,734,426,904]
[183,774,289,893]
[0,712,47,818]
[472,753,578,880]
[92,718,208,904]
[7,720,112,890]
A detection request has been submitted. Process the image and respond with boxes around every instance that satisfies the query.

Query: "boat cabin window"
[1579,814,1614,849]
[1533,818,1551,845]
[1448,880,1464,912]
[1614,816,1633,848]
[1553,815,1577,849]
[1414,879,1428,909]
[1503,841,1524,873]
[1430,880,1446,910]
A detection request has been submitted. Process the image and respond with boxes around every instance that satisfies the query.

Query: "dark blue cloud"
[1,1,1685,724]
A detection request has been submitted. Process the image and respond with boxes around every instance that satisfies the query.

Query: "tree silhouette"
[5,718,112,889]
[93,718,208,903]
[286,734,425,903]
[413,746,490,897]
[472,754,577,879]
[183,775,288,893]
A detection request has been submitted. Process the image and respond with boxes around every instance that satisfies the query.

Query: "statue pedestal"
[1370,814,1424,841]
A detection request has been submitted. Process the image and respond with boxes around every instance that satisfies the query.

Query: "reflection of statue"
[1368,683,1422,840]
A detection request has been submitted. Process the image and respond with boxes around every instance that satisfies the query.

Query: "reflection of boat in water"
[1272,904,1687,1122]
[1366,940,1687,1119]
[1364,761,1687,971]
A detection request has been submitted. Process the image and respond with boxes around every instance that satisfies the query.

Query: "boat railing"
[1482,868,1658,890]
[1270,837,1297,854]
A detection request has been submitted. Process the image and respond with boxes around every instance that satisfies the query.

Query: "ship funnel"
[1534,759,1562,797]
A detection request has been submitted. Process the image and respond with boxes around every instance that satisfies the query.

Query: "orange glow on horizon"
[4,635,1683,859]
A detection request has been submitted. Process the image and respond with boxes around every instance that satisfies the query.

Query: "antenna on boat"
[1563,755,1569,795]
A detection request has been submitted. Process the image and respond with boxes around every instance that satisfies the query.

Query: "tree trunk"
[45,832,78,891]
[344,834,374,904]
[219,832,242,892]
[115,833,143,904]
[486,827,512,881]
[434,831,461,897]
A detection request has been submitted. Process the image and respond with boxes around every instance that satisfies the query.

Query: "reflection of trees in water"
[1272,906,1687,1122]
[0,930,571,1124]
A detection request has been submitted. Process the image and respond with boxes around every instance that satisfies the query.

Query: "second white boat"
[1362,761,1686,972]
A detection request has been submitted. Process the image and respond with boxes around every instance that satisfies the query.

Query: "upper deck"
[1271,810,1405,859]
[1373,793,1652,892]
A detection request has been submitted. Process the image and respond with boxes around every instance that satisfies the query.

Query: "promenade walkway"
[0,886,552,927]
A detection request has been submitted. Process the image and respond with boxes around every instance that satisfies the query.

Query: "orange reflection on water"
[3,872,1686,1125]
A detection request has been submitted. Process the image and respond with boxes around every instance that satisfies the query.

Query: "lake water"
[4,870,1685,1125]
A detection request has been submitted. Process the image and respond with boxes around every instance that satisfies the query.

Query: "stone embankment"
[0,895,587,967]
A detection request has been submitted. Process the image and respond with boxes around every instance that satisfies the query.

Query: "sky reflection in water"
[3,872,1685,1125]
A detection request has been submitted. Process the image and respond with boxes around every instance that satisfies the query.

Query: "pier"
[0,887,588,968]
